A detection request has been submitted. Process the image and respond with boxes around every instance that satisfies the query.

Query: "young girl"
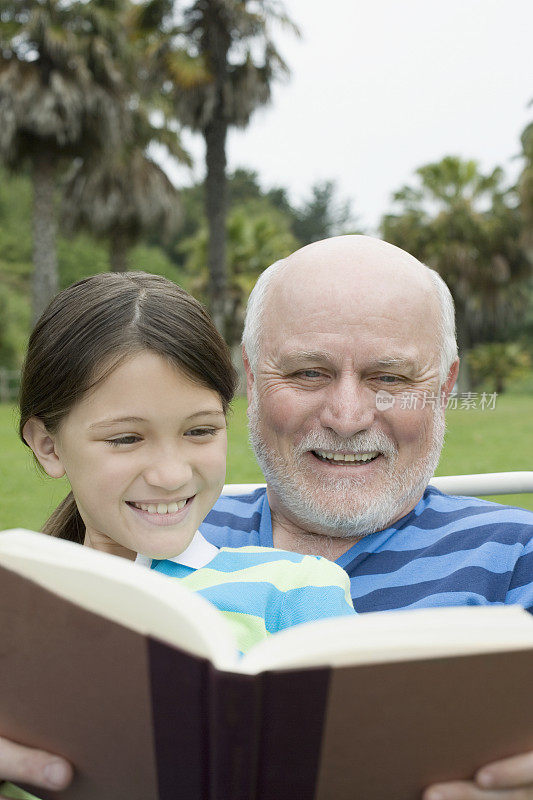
[18,271,355,656]
[1,271,355,799]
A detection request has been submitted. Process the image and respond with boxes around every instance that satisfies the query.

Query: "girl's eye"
[186,427,218,437]
[105,435,140,447]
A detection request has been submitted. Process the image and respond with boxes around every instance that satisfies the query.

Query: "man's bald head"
[284,235,430,281]
[242,235,457,384]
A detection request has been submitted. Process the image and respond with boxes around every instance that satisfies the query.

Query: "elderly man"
[199,235,533,799]
[1,235,533,799]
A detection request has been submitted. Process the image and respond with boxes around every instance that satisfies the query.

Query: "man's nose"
[142,445,193,491]
[319,376,376,437]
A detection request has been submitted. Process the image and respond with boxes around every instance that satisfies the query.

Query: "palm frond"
[61,148,182,242]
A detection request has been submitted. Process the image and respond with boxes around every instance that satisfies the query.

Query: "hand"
[0,735,73,796]
[423,750,533,799]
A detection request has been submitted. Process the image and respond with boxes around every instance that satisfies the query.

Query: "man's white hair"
[241,258,288,374]
[427,268,459,383]
[242,254,458,384]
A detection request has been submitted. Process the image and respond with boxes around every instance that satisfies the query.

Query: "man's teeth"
[314,450,379,463]
[133,500,187,514]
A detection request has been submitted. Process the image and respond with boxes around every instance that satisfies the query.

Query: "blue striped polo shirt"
[200,487,533,614]
[151,544,355,653]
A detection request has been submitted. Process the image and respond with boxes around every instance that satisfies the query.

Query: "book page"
[241,605,533,674]
[0,529,239,670]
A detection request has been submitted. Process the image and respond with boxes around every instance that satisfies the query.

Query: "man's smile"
[312,450,380,465]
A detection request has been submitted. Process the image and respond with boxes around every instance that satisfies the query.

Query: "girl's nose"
[142,448,194,492]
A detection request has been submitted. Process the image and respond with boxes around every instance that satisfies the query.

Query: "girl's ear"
[22,418,66,479]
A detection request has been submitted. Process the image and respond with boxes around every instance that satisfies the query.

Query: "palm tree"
[61,110,188,271]
[0,0,129,320]
[179,200,298,351]
[381,156,531,389]
[170,0,298,335]
[518,119,533,260]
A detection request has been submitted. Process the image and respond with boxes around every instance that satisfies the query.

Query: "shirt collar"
[135,530,219,570]
[258,489,274,546]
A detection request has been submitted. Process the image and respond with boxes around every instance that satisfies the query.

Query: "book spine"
[208,667,264,800]
[148,637,211,800]
[255,667,331,800]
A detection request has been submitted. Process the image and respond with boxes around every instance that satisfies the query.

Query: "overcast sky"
[171,0,533,234]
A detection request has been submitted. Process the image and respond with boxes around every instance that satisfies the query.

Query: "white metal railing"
[223,472,533,498]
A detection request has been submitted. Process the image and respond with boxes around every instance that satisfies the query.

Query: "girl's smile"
[125,495,195,526]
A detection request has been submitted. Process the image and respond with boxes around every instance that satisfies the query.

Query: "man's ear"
[441,359,460,406]
[22,418,66,479]
[242,345,255,402]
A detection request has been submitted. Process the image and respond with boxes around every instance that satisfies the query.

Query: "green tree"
[467,342,531,394]
[381,156,531,388]
[61,110,187,271]
[516,118,533,359]
[166,168,298,272]
[165,169,359,274]
[0,162,188,368]
[227,167,264,205]
[226,168,297,225]
[172,0,298,336]
[57,0,200,271]
[0,287,19,367]
[180,202,299,351]
[518,117,533,260]
[292,180,355,245]
[0,0,129,321]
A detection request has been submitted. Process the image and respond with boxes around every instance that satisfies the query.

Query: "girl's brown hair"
[19,271,238,543]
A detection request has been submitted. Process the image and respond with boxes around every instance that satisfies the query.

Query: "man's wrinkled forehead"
[266,259,436,327]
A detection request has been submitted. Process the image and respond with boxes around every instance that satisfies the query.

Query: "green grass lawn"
[1,393,531,532]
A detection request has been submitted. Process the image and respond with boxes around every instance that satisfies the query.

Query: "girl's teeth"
[136,500,187,514]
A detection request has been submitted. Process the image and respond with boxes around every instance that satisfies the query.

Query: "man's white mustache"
[295,430,398,459]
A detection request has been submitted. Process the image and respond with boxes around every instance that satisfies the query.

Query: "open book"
[1,529,533,800]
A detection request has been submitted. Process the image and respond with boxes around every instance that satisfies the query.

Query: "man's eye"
[106,435,140,446]
[298,370,323,379]
[378,375,399,383]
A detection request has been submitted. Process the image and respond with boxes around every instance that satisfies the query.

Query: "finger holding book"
[0,736,72,796]
[424,749,533,799]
